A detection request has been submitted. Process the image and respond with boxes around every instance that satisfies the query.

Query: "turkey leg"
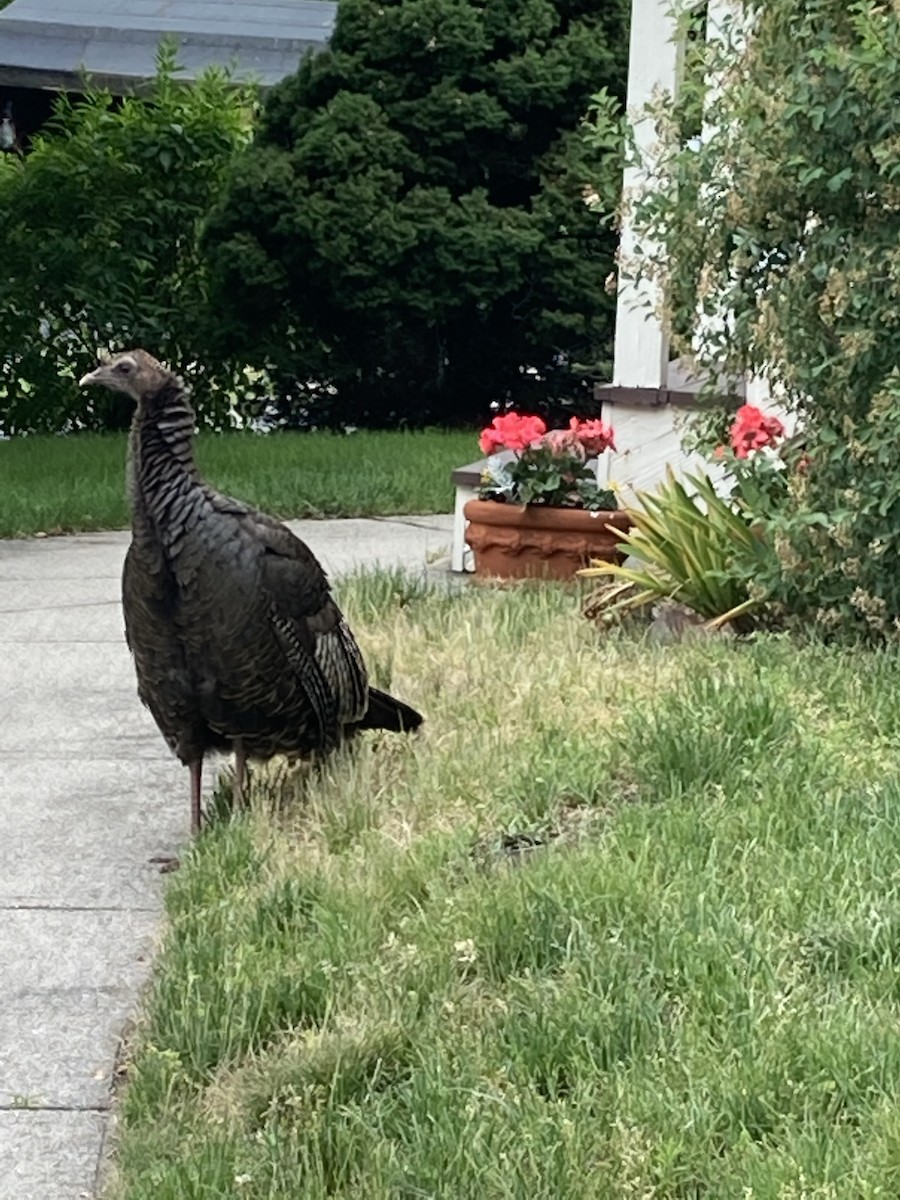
[190,760,203,835]
[234,741,247,811]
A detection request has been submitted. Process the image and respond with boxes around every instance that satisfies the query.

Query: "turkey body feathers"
[102,355,421,775]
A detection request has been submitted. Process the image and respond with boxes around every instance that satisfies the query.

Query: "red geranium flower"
[729,405,785,459]
[475,408,618,508]
[478,412,547,455]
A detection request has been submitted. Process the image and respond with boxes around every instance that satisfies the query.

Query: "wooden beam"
[594,384,743,411]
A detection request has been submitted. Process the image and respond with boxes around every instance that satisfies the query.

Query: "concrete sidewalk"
[0,515,452,1199]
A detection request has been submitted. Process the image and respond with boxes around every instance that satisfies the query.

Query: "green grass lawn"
[108,574,900,1199]
[0,428,476,538]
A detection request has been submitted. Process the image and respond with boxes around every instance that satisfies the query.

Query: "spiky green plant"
[580,469,775,630]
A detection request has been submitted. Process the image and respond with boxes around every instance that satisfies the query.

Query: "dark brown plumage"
[79,349,422,833]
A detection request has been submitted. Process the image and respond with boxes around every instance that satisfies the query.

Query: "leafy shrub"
[616,0,900,639]
[0,45,255,434]
[202,0,630,428]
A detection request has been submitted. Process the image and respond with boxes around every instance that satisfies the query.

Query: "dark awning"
[0,0,337,92]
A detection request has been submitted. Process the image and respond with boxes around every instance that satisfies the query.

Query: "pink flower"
[572,417,616,455]
[544,426,585,458]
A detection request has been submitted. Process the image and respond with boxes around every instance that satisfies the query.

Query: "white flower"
[454,938,477,964]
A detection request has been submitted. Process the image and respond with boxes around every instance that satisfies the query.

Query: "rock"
[647,601,733,644]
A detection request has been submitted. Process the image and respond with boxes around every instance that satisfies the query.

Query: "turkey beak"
[78,365,107,388]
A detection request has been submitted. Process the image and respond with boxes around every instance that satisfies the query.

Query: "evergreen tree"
[203,0,629,426]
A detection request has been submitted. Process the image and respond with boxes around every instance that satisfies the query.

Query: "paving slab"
[0,1111,107,1200]
[0,992,140,1111]
[0,907,159,1110]
[0,514,452,1194]
[0,761,182,909]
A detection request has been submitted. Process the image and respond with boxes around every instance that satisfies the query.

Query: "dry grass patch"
[108,573,900,1199]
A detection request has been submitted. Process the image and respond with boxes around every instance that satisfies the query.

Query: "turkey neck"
[128,380,206,547]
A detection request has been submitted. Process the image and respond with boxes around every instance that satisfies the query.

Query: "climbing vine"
[611,0,900,637]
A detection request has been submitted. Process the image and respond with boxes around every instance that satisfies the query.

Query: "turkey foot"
[149,854,181,873]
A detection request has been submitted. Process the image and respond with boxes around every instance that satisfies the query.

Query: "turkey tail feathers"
[354,687,423,734]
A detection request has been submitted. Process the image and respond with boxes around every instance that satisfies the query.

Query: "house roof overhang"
[0,0,337,92]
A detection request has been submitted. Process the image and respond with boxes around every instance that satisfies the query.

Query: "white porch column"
[611,0,683,392]
[601,0,685,493]
[602,0,778,498]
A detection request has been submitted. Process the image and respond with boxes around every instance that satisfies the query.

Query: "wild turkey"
[79,350,423,834]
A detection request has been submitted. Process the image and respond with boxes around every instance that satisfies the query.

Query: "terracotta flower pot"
[463,499,632,581]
